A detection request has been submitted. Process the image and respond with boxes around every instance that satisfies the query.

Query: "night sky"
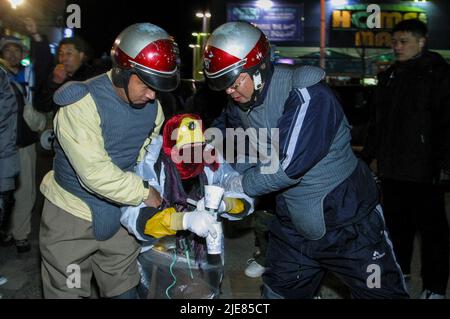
[69,0,223,78]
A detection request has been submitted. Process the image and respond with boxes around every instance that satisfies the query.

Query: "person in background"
[34,35,100,114]
[0,59,20,296]
[0,17,52,253]
[362,19,450,299]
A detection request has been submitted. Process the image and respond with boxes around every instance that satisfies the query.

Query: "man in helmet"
[204,22,408,299]
[38,23,215,299]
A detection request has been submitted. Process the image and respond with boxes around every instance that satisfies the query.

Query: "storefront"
[226,0,450,78]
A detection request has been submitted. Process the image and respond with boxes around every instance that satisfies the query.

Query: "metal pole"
[320,0,326,70]
[202,16,207,34]
[192,48,196,80]
[194,46,199,81]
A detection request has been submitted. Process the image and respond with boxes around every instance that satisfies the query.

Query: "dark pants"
[253,210,275,266]
[263,206,409,299]
[381,179,449,295]
[0,191,14,232]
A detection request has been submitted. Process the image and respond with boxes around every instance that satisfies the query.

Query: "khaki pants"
[40,200,140,298]
[10,143,36,240]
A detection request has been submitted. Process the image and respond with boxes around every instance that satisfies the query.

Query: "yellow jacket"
[40,73,164,222]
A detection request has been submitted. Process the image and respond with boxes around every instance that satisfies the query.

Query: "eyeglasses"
[227,74,247,91]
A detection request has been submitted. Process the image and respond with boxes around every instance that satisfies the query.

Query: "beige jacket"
[40,73,164,222]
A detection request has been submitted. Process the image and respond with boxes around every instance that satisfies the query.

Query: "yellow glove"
[144,207,185,238]
[223,197,245,214]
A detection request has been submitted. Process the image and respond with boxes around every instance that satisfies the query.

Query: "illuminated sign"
[331,4,427,47]
[227,3,304,42]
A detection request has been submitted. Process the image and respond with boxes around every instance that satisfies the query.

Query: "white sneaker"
[245,259,265,278]
[0,275,7,286]
[420,289,446,299]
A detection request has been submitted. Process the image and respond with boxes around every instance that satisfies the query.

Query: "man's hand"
[182,210,217,238]
[222,197,245,214]
[196,197,226,212]
[197,197,245,214]
[143,186,162,208]
[24,17,42,42]
[53,64,67,84]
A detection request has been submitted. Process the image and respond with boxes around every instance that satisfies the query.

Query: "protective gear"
[144,207,178,238]
[223,197,245,214]
[110,23,180,106]
[196,198,227,213]
[175,117,205,149]
[203,22,271,109]
[162,113,218,180]
[182,210,217,238]
[196,197,245,215]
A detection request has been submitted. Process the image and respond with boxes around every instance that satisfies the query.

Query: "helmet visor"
[204,59,246,91]
[134,64,180,92]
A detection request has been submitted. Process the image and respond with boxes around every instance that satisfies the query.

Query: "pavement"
[1,146,450,299]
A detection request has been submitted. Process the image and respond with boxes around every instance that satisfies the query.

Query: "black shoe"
[15,239,30,253]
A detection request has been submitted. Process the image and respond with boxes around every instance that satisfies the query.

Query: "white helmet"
[203,22,270,92]
[111,23,180,92]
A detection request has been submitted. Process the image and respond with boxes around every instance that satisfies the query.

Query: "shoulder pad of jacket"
[292,66,326,89]
[53,81,89,106]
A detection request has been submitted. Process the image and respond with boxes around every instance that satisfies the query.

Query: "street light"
[196,11,211,33]
[8,0,25,9]
[191,11,211,80]
[255,0,273,10]
[189,44,201,80]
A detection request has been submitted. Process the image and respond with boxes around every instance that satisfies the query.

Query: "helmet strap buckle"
[253,71,263,91]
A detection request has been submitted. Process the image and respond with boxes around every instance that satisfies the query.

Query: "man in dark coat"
[362,19,450,299]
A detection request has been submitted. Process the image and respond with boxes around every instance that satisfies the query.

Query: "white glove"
[182,210,217,238]
[196,198,227,213]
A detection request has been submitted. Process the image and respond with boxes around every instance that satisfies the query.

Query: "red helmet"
[111,23,179,92]
[203,22,270,91]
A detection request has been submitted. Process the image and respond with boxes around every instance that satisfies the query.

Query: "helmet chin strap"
[253,71,263,91]
[235,58,273,112]
[123,82,148,109]
[236,70,263,111]
[113,67,149,109]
